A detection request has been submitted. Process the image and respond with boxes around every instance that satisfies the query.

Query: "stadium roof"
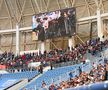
[0,0,108,30]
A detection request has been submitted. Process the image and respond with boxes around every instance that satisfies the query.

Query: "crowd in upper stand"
[0,38,108,69]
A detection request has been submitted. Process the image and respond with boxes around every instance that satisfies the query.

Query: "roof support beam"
[0,0,3,12]
[0,26,32,33]
[94,0,102,9]
[16,0,21,14]
[100,0,105,13]
[4,0,13,29]
[56,0,61,9]
[94,0,99,8]
[78,12,108,22]
[0,17,9,20]
[43,0,48,11]
[46,0,50,11]
[70,0,75,7]
[30,0,36,14]
[84,0,91,16]
[34,0,41,13]
[10,33,13,52]
[43,0,50,11]
[78,15,97,22]
[7,0,18,23]
[63,0,68,7]
[18,0,26,23]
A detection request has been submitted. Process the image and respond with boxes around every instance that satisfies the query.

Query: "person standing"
[50,61,53,70]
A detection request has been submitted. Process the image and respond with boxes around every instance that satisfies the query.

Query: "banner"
[0,65,6,69]
[28,62,41,68]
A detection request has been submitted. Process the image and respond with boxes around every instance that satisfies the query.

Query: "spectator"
[41,81,48,90]
[49,83,56,90]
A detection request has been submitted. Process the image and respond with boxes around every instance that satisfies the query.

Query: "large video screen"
[32,8,76,41]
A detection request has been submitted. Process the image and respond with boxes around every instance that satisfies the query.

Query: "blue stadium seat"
[22,65,82,89]
[0,70,38,80]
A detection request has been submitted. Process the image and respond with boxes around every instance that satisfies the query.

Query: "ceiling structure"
[0,0,108,52]
[0,0,108,30]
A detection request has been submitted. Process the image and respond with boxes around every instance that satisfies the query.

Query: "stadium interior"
[0,0,108,90]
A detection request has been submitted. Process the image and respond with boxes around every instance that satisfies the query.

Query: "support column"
[16,24,20,55]
[40,41,45,54]
[68,36,75,51]
[97,8,104,41]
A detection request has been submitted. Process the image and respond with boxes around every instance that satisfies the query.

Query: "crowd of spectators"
[41,62,108,90]
[0,38,108,90]
[0,38,108,70]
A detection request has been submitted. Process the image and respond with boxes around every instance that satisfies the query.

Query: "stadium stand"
[21,57,108,90]
[19,38,108,90]
[1,0,108,90]
[0,38,107,90]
